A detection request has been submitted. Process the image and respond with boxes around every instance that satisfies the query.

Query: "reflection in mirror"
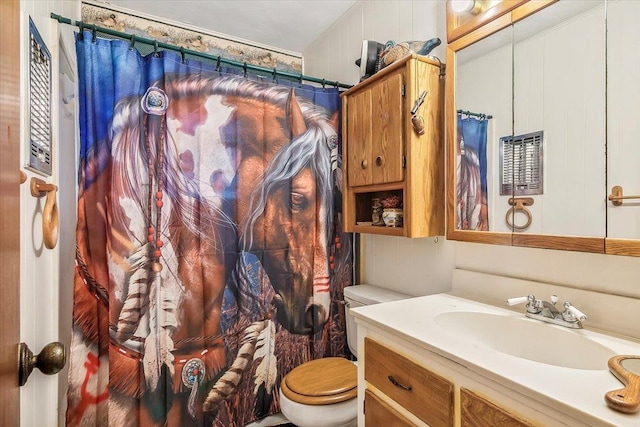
[455,26,513,232]
[512,0,606,237]
[607,0,640,241]
[621,358,640,376]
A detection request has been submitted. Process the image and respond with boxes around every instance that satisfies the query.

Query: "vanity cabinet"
[461,388,535,427]
[354,293,639,427]
[341,55,445,237]
[362,337,541,427]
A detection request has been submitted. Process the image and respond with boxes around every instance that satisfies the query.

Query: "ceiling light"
[451,0,483,15]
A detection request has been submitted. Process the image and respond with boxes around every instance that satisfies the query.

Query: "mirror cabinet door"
[511,1,606,250]
[606,0,640,256]
[454,26,513,237]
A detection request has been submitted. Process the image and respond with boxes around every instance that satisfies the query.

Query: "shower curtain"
[456,114,489,230]
[67,32,352,427]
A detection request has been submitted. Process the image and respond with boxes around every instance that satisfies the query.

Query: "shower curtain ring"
[272,67,277,83]
[153,40,159,56]
[129,34,136,50]
[243,62,247,77]
[334,81,339,89]
[78,21,84,40]
[215,56,221,72]
[180,46,186,64]
[322,79,326,89]
[298,73,303,85]
[91,25,97,43]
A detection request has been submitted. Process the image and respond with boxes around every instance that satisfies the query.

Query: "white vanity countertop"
[351,293,640,427]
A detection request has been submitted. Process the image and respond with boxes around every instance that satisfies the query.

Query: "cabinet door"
[460,388,535,427]
[365,338,453,427]
[347,88,373,187]
[371,72,404,185]
[365,389,416,427]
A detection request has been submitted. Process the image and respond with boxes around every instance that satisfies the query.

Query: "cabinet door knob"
[361,159,368,169]
[375,155,384,166]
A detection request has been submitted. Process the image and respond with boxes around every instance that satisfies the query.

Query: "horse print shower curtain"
[67,31,352,427]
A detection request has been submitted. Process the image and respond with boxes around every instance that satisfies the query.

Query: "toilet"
[279,284,410,427]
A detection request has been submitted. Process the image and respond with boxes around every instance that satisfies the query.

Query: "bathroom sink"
[435,311,617,370]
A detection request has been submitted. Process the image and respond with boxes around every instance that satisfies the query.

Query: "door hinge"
[402,156,406,168]
[401,84,406,97]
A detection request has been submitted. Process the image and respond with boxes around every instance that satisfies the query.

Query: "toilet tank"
[343,284,410,358]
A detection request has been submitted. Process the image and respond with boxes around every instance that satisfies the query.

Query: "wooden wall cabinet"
[341,55,445,238]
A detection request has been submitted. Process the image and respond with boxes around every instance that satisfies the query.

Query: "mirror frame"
[446,0,528,43]
[445,0,613,255]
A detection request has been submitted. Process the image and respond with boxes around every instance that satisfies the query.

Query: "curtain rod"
[50,13,352,90]
[457,109,493,120]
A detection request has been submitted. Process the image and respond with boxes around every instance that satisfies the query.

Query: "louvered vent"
[28,18,52,176]
[500,131,543,196]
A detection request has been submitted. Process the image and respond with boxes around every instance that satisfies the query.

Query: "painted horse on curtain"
[66,73,343,427]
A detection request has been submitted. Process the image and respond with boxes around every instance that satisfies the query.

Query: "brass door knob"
[18,341,67,386]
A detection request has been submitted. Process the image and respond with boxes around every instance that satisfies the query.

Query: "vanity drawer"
[461,388,535,427]
[364,337,454,427]
[365,389,415,427]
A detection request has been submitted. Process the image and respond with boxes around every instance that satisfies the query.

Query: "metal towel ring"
[506,197,533,231]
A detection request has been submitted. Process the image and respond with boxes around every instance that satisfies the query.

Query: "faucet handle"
[506,296,529,306]
[563,301,587,322]
[507,295,541,313]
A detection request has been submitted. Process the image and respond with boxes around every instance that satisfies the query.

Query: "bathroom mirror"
[605,0,640,256]
[510,0,606,249]
[447,24,513,246]
[446,0,616,254]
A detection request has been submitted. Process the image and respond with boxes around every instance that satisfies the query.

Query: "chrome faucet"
[506,294,587,329]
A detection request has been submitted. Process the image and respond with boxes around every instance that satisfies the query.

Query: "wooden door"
[364,389,415,427]
[345,71,405,188]
[346,88,373,187]
[371,72,404,185]
[460,388,535,427]
[0,0,22,425]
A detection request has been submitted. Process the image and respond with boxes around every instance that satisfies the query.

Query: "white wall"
[304,0,447,90]
[19,1,80,426]
[303,1,640,307]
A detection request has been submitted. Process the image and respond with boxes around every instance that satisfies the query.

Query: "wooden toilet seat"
[281,357,357,405]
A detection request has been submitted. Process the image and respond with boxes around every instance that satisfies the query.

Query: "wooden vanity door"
[364,389,415,427]
[460,388,535,427]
